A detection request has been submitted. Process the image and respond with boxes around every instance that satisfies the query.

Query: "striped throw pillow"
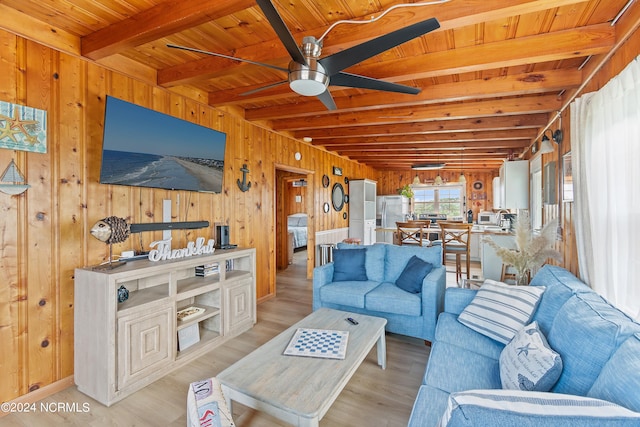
[438,389,640,427]
[458,280,545,344]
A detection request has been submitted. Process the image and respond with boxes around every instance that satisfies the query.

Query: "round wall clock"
[473,180,483,190]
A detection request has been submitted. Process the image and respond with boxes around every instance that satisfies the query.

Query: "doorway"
[275,165,315,281]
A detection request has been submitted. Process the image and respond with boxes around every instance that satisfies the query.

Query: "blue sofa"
[408,265,640,426]
[313,243,446,342]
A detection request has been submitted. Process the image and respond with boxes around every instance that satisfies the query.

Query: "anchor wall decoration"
[237,163,251,192]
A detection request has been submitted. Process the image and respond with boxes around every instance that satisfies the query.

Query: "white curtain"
[571,56,640,320]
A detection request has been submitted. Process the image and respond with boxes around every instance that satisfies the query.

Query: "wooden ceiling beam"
[244,69,582,120]
[81,0,256,60]
[339,149,524,158]
[314,129,536,145]
[363,161,505,170]
[272,95,562,131]
[320,139,528,153]
[294,114,549,139]
[349,23,614,82]
[360,155,510,161]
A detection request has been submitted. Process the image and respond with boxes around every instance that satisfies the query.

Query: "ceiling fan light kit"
[289,37,329,96]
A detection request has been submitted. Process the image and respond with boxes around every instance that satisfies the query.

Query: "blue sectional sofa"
[408,265,640,426]
[312,243,446,342]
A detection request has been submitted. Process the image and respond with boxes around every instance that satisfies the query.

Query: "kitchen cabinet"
[498,160,529,210]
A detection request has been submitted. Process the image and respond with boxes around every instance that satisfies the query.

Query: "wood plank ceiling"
[2,0,637,172]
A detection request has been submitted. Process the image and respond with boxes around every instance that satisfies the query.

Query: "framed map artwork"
[0,101,47,153]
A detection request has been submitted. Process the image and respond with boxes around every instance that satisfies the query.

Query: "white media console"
[74,247,256,406]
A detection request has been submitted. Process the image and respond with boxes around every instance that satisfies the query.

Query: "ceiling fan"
[168,0,440,110]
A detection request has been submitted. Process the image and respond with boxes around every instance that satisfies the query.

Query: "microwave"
[477,211,498,225]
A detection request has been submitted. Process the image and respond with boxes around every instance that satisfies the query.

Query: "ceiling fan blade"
[331,72,420,95]
[319,17,440,76]
[240,80,288,96]
[317,90,337,110]
[256,0,307,65]
[167,44,288,73]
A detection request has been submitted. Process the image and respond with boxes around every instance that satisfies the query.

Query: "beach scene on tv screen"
[100,96,226,193]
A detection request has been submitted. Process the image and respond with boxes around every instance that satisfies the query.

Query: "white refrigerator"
[376,195,409,243]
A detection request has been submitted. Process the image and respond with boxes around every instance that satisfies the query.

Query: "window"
[571,57,640,319]
[411,184,464,217]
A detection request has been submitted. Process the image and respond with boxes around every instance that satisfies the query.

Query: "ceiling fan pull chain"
[317,0,450,42]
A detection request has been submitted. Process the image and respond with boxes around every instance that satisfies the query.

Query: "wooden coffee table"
[217,308,387,427]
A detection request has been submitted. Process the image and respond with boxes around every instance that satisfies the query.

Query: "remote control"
[346,317,359,325]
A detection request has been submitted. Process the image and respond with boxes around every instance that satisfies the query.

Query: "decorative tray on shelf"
[177,306,206,322]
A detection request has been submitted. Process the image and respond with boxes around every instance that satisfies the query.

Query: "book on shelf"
[195,262,219,277]
[178,323,200,351]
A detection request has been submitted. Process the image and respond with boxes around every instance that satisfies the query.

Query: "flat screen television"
[99,96,227,193]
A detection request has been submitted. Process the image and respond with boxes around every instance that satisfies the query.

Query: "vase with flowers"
[483,212,561,285]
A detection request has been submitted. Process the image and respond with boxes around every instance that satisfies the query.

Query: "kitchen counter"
[471,224,514,235]
[375,225,514,235]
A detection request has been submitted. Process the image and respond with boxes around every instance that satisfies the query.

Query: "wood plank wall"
[0,29,374,403]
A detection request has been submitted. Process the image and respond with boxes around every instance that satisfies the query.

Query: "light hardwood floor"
[3,250,451,427]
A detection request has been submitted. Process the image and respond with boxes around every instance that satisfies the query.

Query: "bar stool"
[439,221,473,284]
[501,264,530,285]
[396,221,431,246]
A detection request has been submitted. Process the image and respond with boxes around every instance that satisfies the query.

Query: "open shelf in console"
[116,272,170,314]
[176,276,220,300]
[176,326,221,360]
[176,304,220,330]
[225,269,252,282]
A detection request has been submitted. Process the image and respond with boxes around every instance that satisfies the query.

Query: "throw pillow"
[395,255,433,293]
[588,333,640,412]
[458,279,546,344]
[437,389,640,427]
[332,248,368,281]
[500,321,563,391]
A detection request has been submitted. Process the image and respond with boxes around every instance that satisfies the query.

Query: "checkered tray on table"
[283,328,349,360]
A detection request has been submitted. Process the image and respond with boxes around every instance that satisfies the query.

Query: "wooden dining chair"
[396,221,430,246]
[439,221,473,283]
